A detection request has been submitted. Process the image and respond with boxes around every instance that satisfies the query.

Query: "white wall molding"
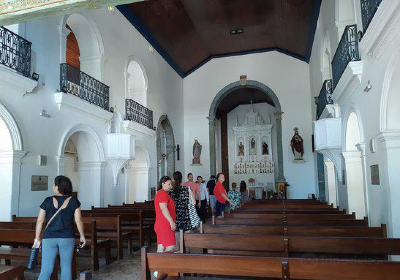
[0,66,37,96]
[342,150,362,162]
[377,130,400,150]
[332,61,363,104]
[320,104,336,119]
[77,161,107,171]
[359,0,400,58]
[123,120,156,139]
[54,92,113,122]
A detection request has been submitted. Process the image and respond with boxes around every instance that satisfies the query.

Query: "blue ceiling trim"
[116,5,186,78]
[305,0,322,63]
[118,1,321,78]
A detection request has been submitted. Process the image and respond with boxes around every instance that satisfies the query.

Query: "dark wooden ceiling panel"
[119,0,321,77]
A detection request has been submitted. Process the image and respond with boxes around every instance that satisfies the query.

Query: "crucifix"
[176,144,180,161]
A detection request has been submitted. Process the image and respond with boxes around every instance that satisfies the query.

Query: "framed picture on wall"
[370,164,380,185]
[31,175,48,191]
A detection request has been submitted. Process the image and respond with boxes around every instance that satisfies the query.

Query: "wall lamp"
[364,80,372,92]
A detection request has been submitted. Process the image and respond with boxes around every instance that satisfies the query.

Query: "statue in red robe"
[290,128,304,160]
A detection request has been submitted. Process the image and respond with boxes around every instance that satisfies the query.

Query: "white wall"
[0,7,183,217]
[183,51,317,199]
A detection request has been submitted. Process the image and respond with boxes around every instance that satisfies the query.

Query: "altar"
[228,105,276,199]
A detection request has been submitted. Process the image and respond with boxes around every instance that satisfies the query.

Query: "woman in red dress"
[213,173,234,218]
[154,176,176,252]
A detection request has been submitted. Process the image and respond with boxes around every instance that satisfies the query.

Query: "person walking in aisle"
[154,176,176,253]
[170,171,192,232]
[196,175,209,223]
[33,176,85,280]
[206,175,216,214]
[213,173,234,218]
[239,180,250,204]
[182,173,201,209]
[227,183,241,210]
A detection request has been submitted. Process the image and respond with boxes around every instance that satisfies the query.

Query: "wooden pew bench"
[224,213,355,220]
[203,224,387,237]
[181,233,400,259]
[141,247,400,280]
[0,264,25,280]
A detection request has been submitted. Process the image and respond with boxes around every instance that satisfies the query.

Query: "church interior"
[1,0,400,279]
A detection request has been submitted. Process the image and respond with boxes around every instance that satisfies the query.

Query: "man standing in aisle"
[206,175,216,215]
[182,173,201,209]
[196,175,209,223]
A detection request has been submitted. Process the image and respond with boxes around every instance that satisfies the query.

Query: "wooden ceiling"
[118,0,321,77]
[216,87,274,118]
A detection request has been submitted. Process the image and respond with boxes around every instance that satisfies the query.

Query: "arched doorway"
[208,80,285,187]
[342,111,367,218]
[125,58,148,107]
[125,145,151,203]
[156,115,175,181]
[59,125,105,210]
[0,102,24,221]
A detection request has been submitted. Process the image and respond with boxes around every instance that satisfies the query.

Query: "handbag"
[27,196,72,270]
[187,188,200,228]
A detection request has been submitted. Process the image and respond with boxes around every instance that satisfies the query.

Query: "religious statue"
[108,106,123,133]
[290,127,304,160]
[192,139,202,164]
[262,141,269,155]
[238,142,244,156]
[250,137,256,155]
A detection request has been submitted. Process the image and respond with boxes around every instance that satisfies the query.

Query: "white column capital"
[77,161,107,171]
[342,150,362,162]
[377,130,400,151]
[0,150,27,164]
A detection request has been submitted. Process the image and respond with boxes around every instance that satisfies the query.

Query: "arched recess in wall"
[0,102,24,221]
[60,13,105,80]
[125,144,151,203]
[320,31,332,81]
[125,57,149,107]
[208,80,285,183]
[335,0,356,39]
[58,124,105,209]
[156,115,176,182]
[343,110,367,219]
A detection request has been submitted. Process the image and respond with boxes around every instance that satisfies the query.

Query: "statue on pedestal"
[262,141,269,155]
[250,137,256,155]
[108,106,123,133]
[192,139,202,164]
[290,127,304,160]
[238,142,244,156]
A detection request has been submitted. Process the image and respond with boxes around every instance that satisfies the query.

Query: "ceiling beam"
[0,0,144,26]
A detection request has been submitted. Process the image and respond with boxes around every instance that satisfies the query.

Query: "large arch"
[0,102,25,221]
[342,110,367,219]
[208,80,285,182]
[60,13,105,81]
[156,115,176,181]
[124,56,149,107]
[58,124,106,209]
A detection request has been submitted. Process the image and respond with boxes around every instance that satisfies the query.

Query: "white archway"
[125,57,149,107]
[58,124,106,209]
[60,13,105,81]
[342,111,367,218]
[320,31,332,81]
[0,102,25,221]
[125,145,151,203]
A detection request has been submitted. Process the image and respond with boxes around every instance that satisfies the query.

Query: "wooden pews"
[0,265,25,280]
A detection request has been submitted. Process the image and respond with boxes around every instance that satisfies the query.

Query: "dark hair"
[173,171,183,192]
[210,175,216,179]
[216,173,224,182]
[240,180,247,192]
[187,173,193,178]
[54,175,73,196]
[197,176,202,180]
[158,176,171,191]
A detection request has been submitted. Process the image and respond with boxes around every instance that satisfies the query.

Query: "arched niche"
[58,124,106,209]
[208,80,285,182]
[335,0,356,38]
[125,57,149,107]
[125,145,151,203]
[345,112,361,151]
[0,102,25,221]
[60,13,105,81]
[156,115,176,181]
[320,31,332,81]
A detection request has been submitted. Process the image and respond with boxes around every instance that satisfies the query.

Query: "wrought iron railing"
[331,24,361,90]
[316,79,333,120]
[60,63,110,111]
[361,0,382,34]
[0,26,31,77]
[125,99,154,130]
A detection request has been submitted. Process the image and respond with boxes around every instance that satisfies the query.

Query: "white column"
[356,142,370,221]
[59,25,71,63]
[377,131,400,238]
[77,161,107,209]
[124,162,133,203]
[324,158,338,207]
[0,150,26,221]
[342,151,366,218]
